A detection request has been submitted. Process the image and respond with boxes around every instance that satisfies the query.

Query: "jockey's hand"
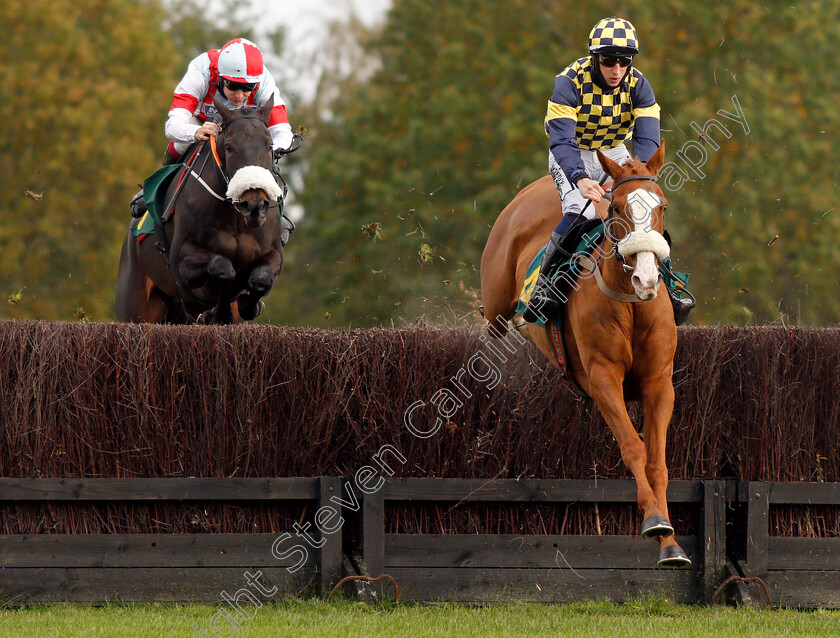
[576,177,606,203]
[194,122,220,141]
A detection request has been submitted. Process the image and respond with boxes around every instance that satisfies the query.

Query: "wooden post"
[746,481,769,579]
[362,486,386,599]
[318,477,343,596]
[702,479,727,602]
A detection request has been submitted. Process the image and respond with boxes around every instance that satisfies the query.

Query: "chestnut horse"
[481,142,691,567]
[115,95,285,324]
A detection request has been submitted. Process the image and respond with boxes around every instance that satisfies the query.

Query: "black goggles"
[598,54,633,68]
[224,79,257,92]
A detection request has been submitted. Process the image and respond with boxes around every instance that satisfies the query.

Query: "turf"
[1,598,839,637]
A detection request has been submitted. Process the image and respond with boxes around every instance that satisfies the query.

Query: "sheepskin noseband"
[617,230,671,260]
[226,166,283,201]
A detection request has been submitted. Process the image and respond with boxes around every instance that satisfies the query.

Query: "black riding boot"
[130,147,182,218]
[671,291,695,326]
[521,230,569,323]
[280,214,295,246]
[662,231,696,326]
[129,189,147,219]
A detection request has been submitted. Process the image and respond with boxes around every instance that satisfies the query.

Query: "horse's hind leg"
[115,232,169,323]
[480,265,519,337]
[237,292,265,321]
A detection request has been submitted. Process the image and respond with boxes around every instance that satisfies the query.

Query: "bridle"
[578,173,666,303]
[188,113,279,215]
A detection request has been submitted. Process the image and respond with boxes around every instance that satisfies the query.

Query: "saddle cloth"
[515,221,690,327]
[131,163,184,243]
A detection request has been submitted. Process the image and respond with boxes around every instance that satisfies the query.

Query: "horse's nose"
[631,252,660,299]
[242,199,268,227]
[632,273,659,300]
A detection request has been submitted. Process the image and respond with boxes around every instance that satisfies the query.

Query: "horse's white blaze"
[621,193,668,299]
[226,165,282,201]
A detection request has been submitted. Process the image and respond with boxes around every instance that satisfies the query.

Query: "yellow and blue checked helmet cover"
[588,17,639,54]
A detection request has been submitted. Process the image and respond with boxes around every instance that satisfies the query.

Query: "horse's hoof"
[196,310,214,325]
[641,515,674,539]
[208,255,235,281]
[657,545,692,569]
[240,300,265,321]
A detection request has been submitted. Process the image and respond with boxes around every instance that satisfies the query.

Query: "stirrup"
[522,294,560,324]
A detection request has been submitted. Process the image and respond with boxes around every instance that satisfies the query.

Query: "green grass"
[1,598,839,638]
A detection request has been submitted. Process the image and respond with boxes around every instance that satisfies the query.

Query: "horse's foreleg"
[246,250,282,296]
[173,245,238,324]
[238,251,283,321]
[587,361,662,524]
[175,246,235,291]
[640,373,691,567]
[640,373,676,527]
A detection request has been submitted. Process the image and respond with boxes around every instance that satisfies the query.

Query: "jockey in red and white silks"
[164,38,294,160]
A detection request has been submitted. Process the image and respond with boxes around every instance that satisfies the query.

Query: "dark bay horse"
[481,142,691,568]
[115,96,285,324]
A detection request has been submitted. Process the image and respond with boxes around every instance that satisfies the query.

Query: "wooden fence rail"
[0,478,838,606]
[739,481,840,608]
[0,477,342,603]
[362,479,725,604]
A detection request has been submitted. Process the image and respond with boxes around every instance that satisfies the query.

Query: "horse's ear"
[597,149,623,180]
[213,93,234,123]
[646,139,666,175]
[256,95,274,124]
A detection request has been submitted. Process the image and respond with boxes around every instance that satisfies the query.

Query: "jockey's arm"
[255,69,294,151]
[165,52,212,144]
[629,74,661,163]
[546,74,590,189]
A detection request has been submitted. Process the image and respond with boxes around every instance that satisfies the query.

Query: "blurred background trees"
[2,0,838,326]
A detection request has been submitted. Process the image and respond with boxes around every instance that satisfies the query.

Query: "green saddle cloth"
[131,163,183,239]
[515,223,690,327]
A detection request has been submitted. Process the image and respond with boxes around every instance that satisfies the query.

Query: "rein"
[191,113,276,206]
[186,135,227,202]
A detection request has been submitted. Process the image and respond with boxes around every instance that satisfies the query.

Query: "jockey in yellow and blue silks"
[523,17,693,323]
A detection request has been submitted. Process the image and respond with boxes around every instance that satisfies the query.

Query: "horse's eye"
[224,144,234,153]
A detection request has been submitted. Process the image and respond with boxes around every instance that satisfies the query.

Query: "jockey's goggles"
[598,54,633,68]
[224,79,257,92]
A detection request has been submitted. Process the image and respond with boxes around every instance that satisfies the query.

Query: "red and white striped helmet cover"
[217,38,264,83]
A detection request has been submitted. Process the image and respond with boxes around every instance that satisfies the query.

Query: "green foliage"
[0,0,178,320]
[271,0,840,327]
[163,0,262,59]
[0,0,286,321]
[2,0,837,326]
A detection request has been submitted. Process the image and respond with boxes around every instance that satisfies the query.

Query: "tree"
[0,0,287,321]
[270,0,840,327]
[0,0,178,321]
